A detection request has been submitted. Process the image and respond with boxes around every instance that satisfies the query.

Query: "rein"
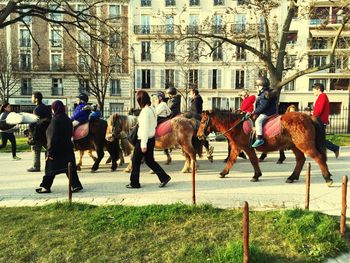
[204,114,245,138]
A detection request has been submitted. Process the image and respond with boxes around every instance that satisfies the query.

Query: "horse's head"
[197,111,212,140]
[106,114,123,142]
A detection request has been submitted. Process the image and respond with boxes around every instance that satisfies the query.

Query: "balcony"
[134,25,180,35]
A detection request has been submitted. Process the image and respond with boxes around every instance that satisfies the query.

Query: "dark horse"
[197,110,333,186]
[26,119,119,172]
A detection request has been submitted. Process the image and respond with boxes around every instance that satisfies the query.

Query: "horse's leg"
[77,150,83,171]
[124,150,133,172]
[119,151,125,166]
[164,149,172,165]
[106,141,118,172]
[181,152,191,173]
[91,143,104,172]
[259,152,267,161]
[286,146,305,183]
[203,139,214,162]
[276,149,286,164]
[244,147,262,182]
[88,149,97,162]
[219,140,240,177]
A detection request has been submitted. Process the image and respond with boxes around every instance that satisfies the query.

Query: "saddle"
[73,122,89,140]
[243,115,282,139]
[155,119,172,138]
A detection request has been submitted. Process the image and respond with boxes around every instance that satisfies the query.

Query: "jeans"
[0,132,17,157]
[31,143,46,169]
[255,114,268,136]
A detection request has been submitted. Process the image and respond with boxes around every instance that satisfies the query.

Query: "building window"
[165,69,175,88]
[79,79,89,94]
[110,55,122,73]
[110,32,121,48]
[213,41,223,61]
[283,80,295,91]
[78,53,89,72]
[235,70,244,89]
[78,30,90,49]
[330,102,342,115]
[188,15,199,34]
[21,78,32,95]
[335,56,348,70]
[141,41,151,61]
[141,69,151,89]
[286,31,298,44]
[311,37,328,49]
[19,29,31,47]
[22,9,32,24]
[109,5,121,19]
[165,41,175,61]
[212,14,222,33]
[165,0,175,6]
[285,55,296,68]
[308,55,327,68]
[213,0,224,6]
[51,53,63,70]
[212,69,218,89]
[188,41,199,62]
[52,78,63,96]
[19,52,31,71]
[236,14,246,32]
[308,78,327,91]
[141,0,152,7]
[110,103,124,114]
[49,6,62,21]
[189,0,200,6]
[165,16,174,34]
[51,28,62,48]
[237,0,245,5]
[212,97,228,110]
[188,69,198,90]
[337,37,350,49]
[260,40,266,53]
[330,79,349,91]
[236,46,246,61]
[77,4,89,19]
[141,15,151,34]
[110,79,121,96]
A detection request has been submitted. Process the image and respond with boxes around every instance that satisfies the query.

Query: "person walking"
[166,87,181,118]
[27,92,52,172]
[0,102,21,160]
[312,83,340,158]
[35,100,83,193]
[126,90,171,189]
[251,76,277,148]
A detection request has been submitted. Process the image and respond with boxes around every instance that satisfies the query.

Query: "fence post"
[305,162,311,210]
[340,175,348,236]
[192,161,196,205]
[243,201,249,263]
[68,162,72,203]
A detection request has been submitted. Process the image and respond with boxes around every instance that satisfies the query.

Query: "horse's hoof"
[325,178,333,187]
[76,166,81,171]
[165,159,172,165]
[91,169,97,173]
[208,156,214,163]
[250,177,259,182]
[219,171,227,178]
[276,160,284,164]
[285,178,294,183]
[124,168,131,173]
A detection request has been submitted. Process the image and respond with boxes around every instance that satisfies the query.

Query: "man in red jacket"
[239,89,256,113]
[313,83,340,158]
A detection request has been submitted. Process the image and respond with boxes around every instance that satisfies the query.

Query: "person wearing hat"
[70,93,90,127]
[166,87,181,118]
[155,91,171,124]
[27,91,52,172]
[251,76,277,148]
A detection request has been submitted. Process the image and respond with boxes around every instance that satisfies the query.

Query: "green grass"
[0,136,31,153]
[326,134,350,147]
[0,203,348,262]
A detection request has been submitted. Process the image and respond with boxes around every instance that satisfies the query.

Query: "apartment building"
[0,1,130,114]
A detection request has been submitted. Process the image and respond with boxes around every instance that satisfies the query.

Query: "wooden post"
[192,161,196,205]
[243,201,249,263]
[68,162,72,203]
[340,175,348,236]
[305,162,311,210]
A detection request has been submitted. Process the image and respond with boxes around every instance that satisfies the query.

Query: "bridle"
[202,114,245,138]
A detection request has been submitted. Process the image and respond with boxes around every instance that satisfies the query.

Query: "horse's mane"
[209,109,243,123]
[108,113,138,133]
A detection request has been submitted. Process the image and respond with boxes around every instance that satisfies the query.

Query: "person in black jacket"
[27,92,52,172]
[166,87,181,118]
[190,88,203,120]
[35,100,83,194]
[251,77,277,148]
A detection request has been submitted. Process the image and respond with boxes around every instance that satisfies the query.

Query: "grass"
[326,134,350,147]
[0,136,31,153]
[0,203,348,262]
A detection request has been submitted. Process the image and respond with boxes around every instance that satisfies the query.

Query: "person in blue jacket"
[251,77,277,148]
[70,93,90,127]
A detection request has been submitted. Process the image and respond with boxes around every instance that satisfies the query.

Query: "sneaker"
[27,167,40,172]
[12,156,21,161]
[252,139,265,148]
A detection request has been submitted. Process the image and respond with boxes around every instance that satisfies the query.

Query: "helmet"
[77,93,89,103]
[166,87,177,96]
[255,76,270,87]
[156,91,166,101]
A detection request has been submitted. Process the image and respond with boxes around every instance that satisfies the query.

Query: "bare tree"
[0,43,20,102]
[176,0,350,100]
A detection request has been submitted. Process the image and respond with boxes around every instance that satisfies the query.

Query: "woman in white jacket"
[126,90,171,189]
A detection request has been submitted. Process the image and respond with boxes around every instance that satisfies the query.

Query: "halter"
[203,114,245,138]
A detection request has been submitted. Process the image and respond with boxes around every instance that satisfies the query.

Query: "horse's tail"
[192,135,203,158]
[311,116,327,161]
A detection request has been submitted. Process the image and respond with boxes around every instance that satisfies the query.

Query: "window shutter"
[207,97,212,110]
[208,69,212,89]
[231,70,235,89]
[218,69,222,89]
[136,69,141,89]
[198,69,202,89]
[175,70,179,89]
[160,70,165,89]
[151,70,156,89]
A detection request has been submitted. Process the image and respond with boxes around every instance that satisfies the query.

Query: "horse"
[26,119,120,172]
[197,109,333,186]
[107,113,203,173]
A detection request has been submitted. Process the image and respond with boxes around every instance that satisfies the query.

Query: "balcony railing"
[134,25,180,35]
[165,53,175,61]
[141,53,151,61]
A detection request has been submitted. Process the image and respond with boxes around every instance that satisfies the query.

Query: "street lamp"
[131,45,136,109]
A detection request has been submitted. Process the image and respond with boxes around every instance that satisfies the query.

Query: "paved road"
[0,142,349,217]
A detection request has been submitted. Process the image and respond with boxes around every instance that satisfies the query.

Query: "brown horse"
[107,113,203,173]
[197,110,333,186]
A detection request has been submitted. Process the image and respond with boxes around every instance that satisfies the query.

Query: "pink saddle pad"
[73,122,89,140]
[155,120,172,138]
[243,115,282,138]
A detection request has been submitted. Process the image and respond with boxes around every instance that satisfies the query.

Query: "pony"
[107,113,203,173]
[26,119,120,172]
[197,109,333,186]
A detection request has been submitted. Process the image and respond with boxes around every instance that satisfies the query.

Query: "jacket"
[70,103,90,123]
[240,95,256,113]
[34,103,52,120]
[253,87,277,116]
[45,113,76,175]
[167,94,181,117]
[190,95,203,115]
[0,111,15,133]
[137,106,157,149]
[313,92,330,125]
